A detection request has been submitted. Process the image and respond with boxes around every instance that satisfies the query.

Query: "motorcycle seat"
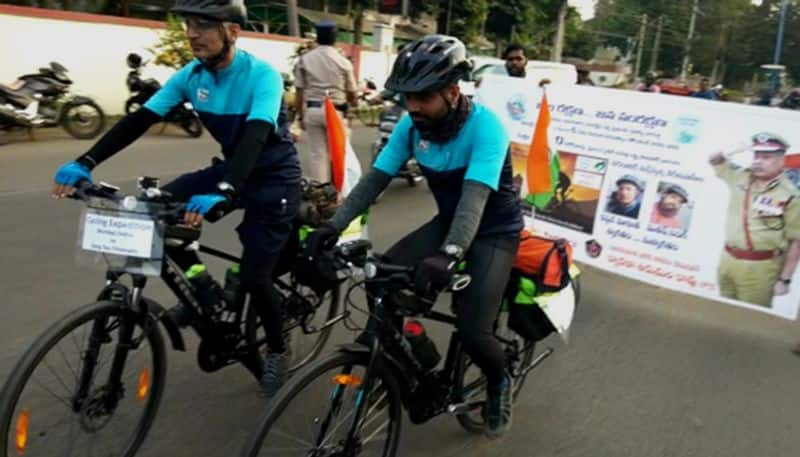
[1,80,25,91]
[0,84,33,108]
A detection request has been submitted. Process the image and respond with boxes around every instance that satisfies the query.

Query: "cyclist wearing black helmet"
[304,35,522,438]
[51,0,300,396]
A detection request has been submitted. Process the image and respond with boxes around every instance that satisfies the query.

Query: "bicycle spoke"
[67,329,86,381]
[65,407,80,457]
[29,375,73,409]
[55,344,78,387]
[318,405,356,448]
[359,390,387,429]
[269,427,316,448]
[252,355,396,457]
[6,306,161,457]
[360,422,390,447]
[40,357,74,400]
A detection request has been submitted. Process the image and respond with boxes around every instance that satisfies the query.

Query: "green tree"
[583,0,800,88]
[349,0,374,45]
[148,14,193,69]
[564,7,598,60]
[483,0,594,60]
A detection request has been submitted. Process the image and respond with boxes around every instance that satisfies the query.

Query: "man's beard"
[410,113,435,131]
[658,202,679,217]
[408,94,472,143]
[507,65,525,77]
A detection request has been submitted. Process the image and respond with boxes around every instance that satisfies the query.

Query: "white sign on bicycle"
[81,213,155,258]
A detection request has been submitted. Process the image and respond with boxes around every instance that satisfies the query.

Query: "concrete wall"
[359,50,395,89]
[0,5,396,115]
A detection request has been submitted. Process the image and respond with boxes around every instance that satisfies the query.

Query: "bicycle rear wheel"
[453,312,535,434]
[245,278,340,374]
[240,351,402,457]
[0,300,166,457]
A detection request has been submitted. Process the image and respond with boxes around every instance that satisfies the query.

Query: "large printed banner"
[476,75,800,319]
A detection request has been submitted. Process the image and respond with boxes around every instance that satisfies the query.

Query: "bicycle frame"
[333,285,470,448]
[328,277,556,452]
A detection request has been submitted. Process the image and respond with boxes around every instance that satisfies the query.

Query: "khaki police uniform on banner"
[714,161,800,306]
[294,45,357,183]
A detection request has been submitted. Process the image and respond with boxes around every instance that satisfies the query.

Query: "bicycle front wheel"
[241,351,402,457]
[0,300,166,457]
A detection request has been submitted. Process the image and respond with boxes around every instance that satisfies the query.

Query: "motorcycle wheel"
[62,100,106,140]
[181,115,203,138]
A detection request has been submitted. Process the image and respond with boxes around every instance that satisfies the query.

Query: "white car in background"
[460,59,577,96]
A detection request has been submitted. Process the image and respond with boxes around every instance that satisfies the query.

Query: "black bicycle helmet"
[171,0,247,26]
[385,34,472,93]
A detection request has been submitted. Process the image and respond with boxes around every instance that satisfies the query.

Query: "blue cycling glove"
[187,194,228,216]
[54,161,92,186]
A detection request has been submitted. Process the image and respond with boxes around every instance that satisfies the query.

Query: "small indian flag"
[526,92,552,195]
[325,97,362,197]
[524,91,561,211]
[324,97,366,241]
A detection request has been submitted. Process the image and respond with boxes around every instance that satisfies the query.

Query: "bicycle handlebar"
[68,179,189,226]
[332,239,471,294]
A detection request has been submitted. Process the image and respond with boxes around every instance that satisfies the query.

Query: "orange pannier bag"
[512,229,573,293]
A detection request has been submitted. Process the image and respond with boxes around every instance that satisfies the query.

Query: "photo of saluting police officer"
[710,132,800,307]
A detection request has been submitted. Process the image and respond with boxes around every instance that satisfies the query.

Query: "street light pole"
[286,0,300,37]
[680,0,698,80]
[633,13,647,78]
[446,0,453,35]
[774,0,790,64]
[649,16,663,72]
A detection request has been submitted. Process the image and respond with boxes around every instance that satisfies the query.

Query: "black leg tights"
[240,252,285,354]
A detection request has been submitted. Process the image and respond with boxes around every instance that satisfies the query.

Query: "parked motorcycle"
[125,53,203,138]
[0,61,105,139]
[370,91,423,189]
[779,89,800,110]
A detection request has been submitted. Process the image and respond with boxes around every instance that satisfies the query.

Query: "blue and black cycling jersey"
[374,102,523,236]
[145,49,300,182]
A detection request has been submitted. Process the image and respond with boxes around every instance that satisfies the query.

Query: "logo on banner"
[674,116,701,144]
[506,94,527,121]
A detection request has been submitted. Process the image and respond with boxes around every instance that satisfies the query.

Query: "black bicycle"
[0,178,343,457]
[240,238,564,457]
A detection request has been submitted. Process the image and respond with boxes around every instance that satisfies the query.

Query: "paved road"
[1,126,799,457]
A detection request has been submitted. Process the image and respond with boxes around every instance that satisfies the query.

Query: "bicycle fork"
[74,277,148,415]
[326,299,387,454]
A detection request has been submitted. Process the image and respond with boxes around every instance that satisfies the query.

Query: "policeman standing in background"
[710,133,800,307]
[293,19,358,183]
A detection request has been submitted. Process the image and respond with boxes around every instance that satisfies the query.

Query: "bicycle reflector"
[15,409,28,454]
[403,320,424,337]
[137,368,150,402]
[332,374,362,386]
